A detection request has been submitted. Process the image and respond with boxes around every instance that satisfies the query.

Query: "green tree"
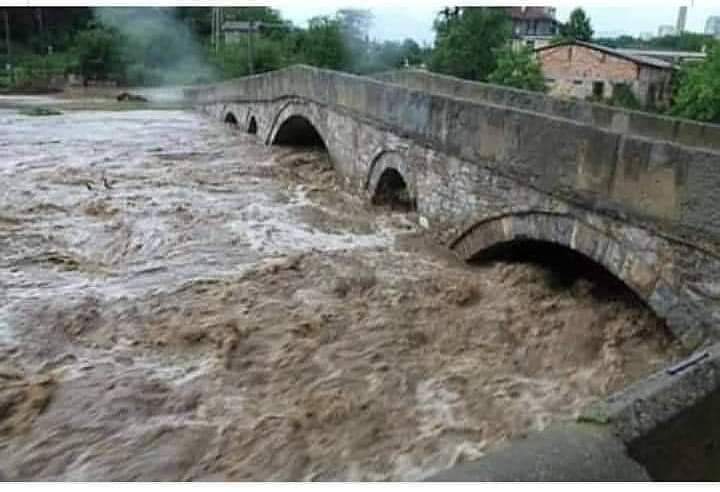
[71,26,125,82]
[429,7,511,81]
[336,8,372,41]
[209,36,289,79]
[559,7,593,42]
[650,32,717,52]
[671,46,720,123]
[488,46,545,92]
[175,7,212,38]
[296,16,347,70]
[223,6,283,24]
[400,38,423,66]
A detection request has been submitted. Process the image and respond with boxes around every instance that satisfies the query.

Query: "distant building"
[616,48,706,65]
[222,20,255,44]
[658,25,676,37]
[706,16,720,36]
[676,6,688,33]
[505,7,560,50]
[535,40,674,108]
[639,32,654,41]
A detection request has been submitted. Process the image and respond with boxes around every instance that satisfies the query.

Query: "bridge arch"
[267,104,328,149]
[451,212,667,317]
[224,111,239,126]
[247,115,258,135]
[366,150,417,211]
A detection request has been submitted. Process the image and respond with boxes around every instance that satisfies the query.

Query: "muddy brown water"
[0,100,685,481]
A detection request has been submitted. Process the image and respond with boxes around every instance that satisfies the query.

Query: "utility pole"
[211,7,222,53]
[210,7,214,51]
[247,20,255,75]
[213,7,223,53]
[3,9,12,85]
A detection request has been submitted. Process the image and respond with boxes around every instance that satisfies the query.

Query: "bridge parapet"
[372,68,720,152]
[186,65,720,246]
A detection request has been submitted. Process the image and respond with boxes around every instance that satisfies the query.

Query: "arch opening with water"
[271,115,326,148]
[247,116,258,134]
[371,167,415,211]
[224,112,238,126]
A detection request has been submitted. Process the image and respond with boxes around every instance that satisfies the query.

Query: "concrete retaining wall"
[428,344,720,481]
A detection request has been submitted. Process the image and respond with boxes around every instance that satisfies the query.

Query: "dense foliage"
[429,7,511,81]
[1,6,719,124]
[1,7,426,87]
[558,8,594,42]
[671,46,720,123]
[487,46,545,92]
[594,32,717,52]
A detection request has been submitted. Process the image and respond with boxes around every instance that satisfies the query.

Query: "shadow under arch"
[224,112,238,126]
[451,212,669,324]
[365,149,417,211]
[247,116,258,134]
[371,167,416,211]
[271,114,327,148]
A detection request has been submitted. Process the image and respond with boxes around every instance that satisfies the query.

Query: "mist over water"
[94,7,216,86]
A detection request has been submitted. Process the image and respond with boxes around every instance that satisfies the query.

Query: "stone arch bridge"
[186,65,720,351]
[186,66,720,480]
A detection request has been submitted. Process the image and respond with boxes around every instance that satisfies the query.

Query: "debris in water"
[18,106,62,116]
[117,92,149,103]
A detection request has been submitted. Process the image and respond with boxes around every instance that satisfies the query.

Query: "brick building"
[535,40,674,108]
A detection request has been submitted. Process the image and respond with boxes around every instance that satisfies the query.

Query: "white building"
[706,16,720,36]
[658,25,676,37]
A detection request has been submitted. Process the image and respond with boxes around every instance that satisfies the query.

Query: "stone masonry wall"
[372,68,720,151]
[189,65,720,347]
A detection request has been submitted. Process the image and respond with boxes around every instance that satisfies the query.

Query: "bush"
[487,46,545,92]
[607,83,642,110]
[671,46,720,123]
[72,27,125,82]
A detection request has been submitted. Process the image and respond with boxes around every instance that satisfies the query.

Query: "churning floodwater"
[0,100,684,480]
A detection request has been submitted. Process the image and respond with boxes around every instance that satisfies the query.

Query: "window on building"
[593,81,605,98]
[600,53,607,63]
[573,80,583,85]
[568,47,573,61]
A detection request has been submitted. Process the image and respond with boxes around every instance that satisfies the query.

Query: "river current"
[0,100,683,480]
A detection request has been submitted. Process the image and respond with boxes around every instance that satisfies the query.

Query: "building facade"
[535,40,674,108]
[706,16,720,36]
[657,25,676,37]
[505,6,560,50]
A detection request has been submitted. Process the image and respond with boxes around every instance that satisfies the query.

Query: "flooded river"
[0,101,684,480]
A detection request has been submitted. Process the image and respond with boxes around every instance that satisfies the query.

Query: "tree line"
[0,7,428,87]
[2,6,719,123]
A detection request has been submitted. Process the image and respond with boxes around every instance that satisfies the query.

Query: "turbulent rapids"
[0,100,684,480]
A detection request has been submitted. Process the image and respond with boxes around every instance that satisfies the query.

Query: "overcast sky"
[267,2,720,44]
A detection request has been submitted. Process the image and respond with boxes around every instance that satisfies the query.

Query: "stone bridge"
[185,65,720,480]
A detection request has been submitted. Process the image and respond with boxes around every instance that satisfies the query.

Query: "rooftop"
[535,39,675,70]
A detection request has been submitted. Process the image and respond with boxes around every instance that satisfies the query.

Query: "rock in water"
[117,92,149,103]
